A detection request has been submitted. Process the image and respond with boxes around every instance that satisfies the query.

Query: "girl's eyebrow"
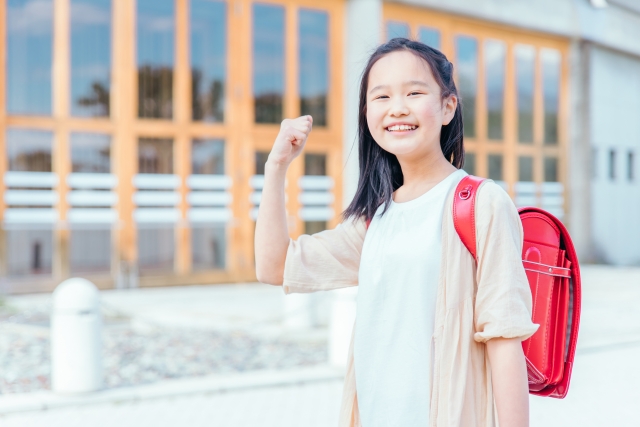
[368,80,430,94]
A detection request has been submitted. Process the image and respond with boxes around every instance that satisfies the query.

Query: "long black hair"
[342,38,465,223]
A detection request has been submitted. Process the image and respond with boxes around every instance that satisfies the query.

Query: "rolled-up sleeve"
[283,216,366,294]
[473,182,539,343]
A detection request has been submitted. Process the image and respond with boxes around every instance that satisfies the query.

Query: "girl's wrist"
[265,158,289,173]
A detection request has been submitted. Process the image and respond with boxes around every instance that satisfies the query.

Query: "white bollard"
[51,278,103,393]
[283,293,314,330]
[329,287,358,368]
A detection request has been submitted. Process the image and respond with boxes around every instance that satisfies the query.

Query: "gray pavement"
[1,265,639,426]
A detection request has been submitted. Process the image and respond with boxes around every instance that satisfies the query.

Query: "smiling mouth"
[386,124,418,132]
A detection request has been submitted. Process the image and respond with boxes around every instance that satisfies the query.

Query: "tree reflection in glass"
[485,39,505,141]
[71,0,111,117]
[253,3,285,124]
[70,133,111,173]
[137,0,174,119]
[191,0,226,122]
[7,0,53,115]
[516,45,535,144]
[299,9,329,126]
[6,129,53,172]
[542,49,561,145]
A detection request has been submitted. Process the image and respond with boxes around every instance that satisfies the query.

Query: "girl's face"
[366,50,456,161]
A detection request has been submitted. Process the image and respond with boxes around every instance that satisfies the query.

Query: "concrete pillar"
[342,0,384,208]
[568,40,594,262]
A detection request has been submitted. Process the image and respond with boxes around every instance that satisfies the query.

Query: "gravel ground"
[0,304,327,395]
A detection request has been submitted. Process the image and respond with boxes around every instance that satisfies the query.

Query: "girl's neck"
[393,152,458,203]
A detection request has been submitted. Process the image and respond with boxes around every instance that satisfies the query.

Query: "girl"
[255,38,537,427]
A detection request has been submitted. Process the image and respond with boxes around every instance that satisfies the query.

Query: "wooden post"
[174,0,191,274]
[52,0,71,280]
[112,0,138,286]
[503,42,517,198]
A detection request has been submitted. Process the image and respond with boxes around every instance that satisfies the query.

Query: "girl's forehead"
[368,50,436,86]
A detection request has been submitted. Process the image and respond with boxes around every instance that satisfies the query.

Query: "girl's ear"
[442,95,458,126]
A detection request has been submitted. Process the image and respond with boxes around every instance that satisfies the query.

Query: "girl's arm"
[486,337,530,427]
[255,116,312,285]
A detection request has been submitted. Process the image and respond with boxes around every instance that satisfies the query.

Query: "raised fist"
[267,115,313,168]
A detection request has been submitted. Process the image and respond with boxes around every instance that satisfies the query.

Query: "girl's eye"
[375,95,389,100]
[408,91,422,96]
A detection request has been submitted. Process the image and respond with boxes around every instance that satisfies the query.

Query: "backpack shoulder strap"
[452,175,487,260]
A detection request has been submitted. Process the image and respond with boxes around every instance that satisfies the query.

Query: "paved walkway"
[1,265,639,426]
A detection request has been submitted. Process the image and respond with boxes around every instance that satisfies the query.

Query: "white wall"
[590,46,640,265]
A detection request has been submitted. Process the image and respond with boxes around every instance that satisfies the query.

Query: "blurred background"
[0,0,639,426]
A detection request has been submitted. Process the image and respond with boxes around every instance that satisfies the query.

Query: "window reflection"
[456,36,478,138]
[485,40,505,141]
[418,27,440,49]
[518,156,533,182]
[387,21,409,40]
[137,0,174,119]
[71,0,111,117]
[544,156,558,182]
[191,0,226,122]
[299,9,329,126]
[463,152,476,175]
[192,139,224,174]
[138,138,174,174]
[6,129,53,172]
[253,3,285,124]
[71,229,111,273]
[516,45,535,144]
[255,151,269,175]
[542,49,561,145]
[305,153,327,176]
[139,227,174,272]
[488,154,503,181]
[192,226,226,270]
[70,132,111,173]
[7,0,53,115]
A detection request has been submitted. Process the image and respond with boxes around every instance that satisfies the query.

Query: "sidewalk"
[1,265,639,426]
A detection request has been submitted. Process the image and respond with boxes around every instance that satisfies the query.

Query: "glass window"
[305,221,327,235]
[7,229,53,276]
[628,151,635,182]
[516,45,535,144]
[456,36,478,138]
[137,0,174,119]
[70,229,111,273]
[192,139,224,174]
[6,129,53,172]
[544,156,558,182]
[299,9,329,126]
[191,225,226,269]
[70,132,111,173]
[138,138,173,174]
[418,27,440,49]
[518,156,533,182]
[542,49,561,145]
[70,0,111,117]
[138,227,174,273]
[488,154,503,181]
[305,153,327,176]
[386,21,409,40]
[191,0,226,122]
[255,151,269,175]
[485,40,505,141]
[463,152,476,175]
[7,0,53,115]
[609,149,616,180]
[253,3,284,124]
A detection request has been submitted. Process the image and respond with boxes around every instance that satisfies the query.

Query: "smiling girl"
[255,38,538,427]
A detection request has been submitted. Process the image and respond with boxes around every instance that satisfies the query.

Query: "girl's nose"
[389,97,410,117]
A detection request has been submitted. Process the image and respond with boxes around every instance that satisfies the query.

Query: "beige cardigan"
[282,180,538,427]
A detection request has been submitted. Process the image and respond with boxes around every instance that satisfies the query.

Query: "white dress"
[354,168,467,427]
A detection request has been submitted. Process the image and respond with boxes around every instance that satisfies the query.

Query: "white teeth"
[387,124,417,131]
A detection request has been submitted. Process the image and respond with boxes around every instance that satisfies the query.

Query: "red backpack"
[453,175,581,398]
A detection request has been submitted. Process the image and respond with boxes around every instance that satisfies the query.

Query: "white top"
[354,168,467,427]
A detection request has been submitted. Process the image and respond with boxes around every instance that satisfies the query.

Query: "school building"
[1,0,639,293]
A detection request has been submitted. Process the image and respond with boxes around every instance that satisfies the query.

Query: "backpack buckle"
[458,185,472,200]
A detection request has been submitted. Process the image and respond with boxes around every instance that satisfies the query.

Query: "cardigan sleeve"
[282,216,366,294]
[473,181,539,343]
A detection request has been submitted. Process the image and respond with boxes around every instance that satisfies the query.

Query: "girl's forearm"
[254,160,290,285]
[486,337,530,427]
